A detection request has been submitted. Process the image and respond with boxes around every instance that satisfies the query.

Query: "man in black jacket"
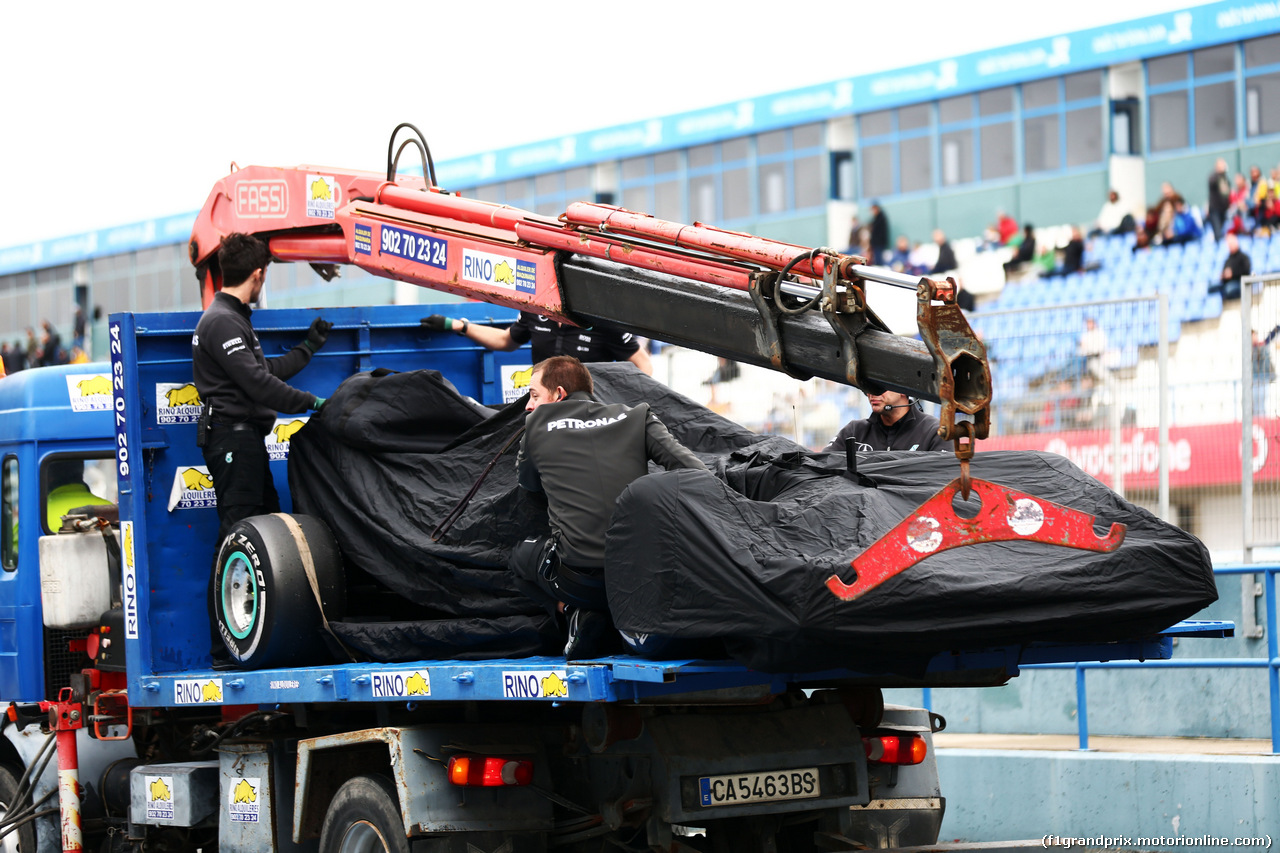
[1215,232,1252,301]
[824,390,948,453]
[192,233,331,542]
[512,356,705,656]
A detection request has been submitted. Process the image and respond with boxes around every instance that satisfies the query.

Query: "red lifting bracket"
[825,477,1127,602]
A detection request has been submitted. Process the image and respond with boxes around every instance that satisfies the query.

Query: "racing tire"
[213,513,345,669]
[0,762,36,853]
[318,774,409,853]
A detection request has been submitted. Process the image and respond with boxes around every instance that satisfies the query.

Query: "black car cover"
[289,364,1217,670]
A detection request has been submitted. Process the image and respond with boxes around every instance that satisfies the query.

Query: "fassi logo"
[235,180,289,219]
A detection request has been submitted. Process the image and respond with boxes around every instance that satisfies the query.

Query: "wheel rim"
[0,797,23,853]
[221,551,258,640]
[338,820,390,853]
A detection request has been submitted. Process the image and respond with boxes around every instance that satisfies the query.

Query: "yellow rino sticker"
[182,468,213,490]
[165,383,201,406]
[509,366,534,389]
[502,670,570,699]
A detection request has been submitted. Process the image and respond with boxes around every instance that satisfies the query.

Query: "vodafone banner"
[981,419,1280,489]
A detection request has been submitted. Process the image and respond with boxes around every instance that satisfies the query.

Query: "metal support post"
[47,694,84,853]
[1075,666,1089,751]
[1267,569,1279,755]
[1158,293,1170,522]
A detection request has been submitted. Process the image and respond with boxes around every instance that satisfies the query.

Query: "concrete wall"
[937,749,1279,848]
[872,168,1108,250]
[885,572,1274,739]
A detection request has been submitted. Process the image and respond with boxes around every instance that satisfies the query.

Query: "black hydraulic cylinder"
[556,255,943,402]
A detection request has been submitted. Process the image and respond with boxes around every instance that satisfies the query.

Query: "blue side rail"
[128,620,1233,710]
[1014,564,1276,754]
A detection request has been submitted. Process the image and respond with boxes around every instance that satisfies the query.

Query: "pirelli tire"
[213,513,345,669]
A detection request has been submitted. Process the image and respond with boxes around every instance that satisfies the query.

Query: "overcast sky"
[0,0,1203,248]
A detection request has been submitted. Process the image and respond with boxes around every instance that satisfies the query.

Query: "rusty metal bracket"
[820,260,870,388]
[916,277,991,444]
[825,477,1127,603]
[747,273,813,381]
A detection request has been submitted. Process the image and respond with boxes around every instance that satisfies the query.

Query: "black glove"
[304,318,332,353]
[422,314,453,332]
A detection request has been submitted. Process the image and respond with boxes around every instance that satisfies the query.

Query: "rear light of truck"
[447,755,534,787]
[862,734,927,765]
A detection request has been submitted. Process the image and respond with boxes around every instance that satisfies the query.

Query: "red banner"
[981,419,1280,490]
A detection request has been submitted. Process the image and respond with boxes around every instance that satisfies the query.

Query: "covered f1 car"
[288,363,1217,671]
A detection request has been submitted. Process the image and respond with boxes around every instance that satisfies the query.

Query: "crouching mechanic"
[512,356,706,658]
[192,232,330,665]
[824,389,948,452]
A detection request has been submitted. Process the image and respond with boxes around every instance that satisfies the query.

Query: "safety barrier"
[924,564,1279,754]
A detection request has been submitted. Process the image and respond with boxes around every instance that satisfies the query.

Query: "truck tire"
[213,513,345,669]
[318,774,409,853]
[0,763,36,853]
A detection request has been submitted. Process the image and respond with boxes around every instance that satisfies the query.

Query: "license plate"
[698,767,820,807]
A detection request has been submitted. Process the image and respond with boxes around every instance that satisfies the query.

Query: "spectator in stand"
[930,230,957,275]
[1002,224,1036,280]
[1045,226,1086,277]
[8,341,27,373]
[1213,231,1252,301]
[1252,329,1275,417]
[868,202,889,264]
[1208,158,1232,240]
[952,279,975,312]
[1228,173,1252,235]
[888,235,912,272]
[39,322,63,367]
[993,208,1013,245]
[0,343,11,376]
[1091,189,1133,237]
[25,329,39,369]
[1078,317,1107,384]
[996,210,1019,245]
[1258,185,1280,231]
[1144,182,1184,246]
[1248,164,1267,220]
[1163,200,1203,246]
[72,305,87,354]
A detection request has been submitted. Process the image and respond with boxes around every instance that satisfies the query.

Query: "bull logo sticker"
[156,382,202,424]
[145,775,174,821]
[266,417,308,461]
[168,466,216,511]
[501,364,534,405]
[368,670,431,699]
[462,249,537,295]
[228,777,261,823]
[174,678,223,705]
[306,173,339,220]
[122,521,139,639]
[501,670,569,699]
[66,373,113,412]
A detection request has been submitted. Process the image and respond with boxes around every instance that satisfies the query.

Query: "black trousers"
[202,425,280,543]
[509,537,608,614]
[202,425,279,659]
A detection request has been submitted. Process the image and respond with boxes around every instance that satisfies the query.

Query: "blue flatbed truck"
[0,302,1231,853]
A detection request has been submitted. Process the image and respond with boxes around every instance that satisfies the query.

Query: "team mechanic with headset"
[192,232,331,665]
[823,389,949,452]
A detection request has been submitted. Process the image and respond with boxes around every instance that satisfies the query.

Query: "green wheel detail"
[221,551,258,640]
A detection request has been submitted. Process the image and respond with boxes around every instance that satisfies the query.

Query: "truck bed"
[138,620,1233,708]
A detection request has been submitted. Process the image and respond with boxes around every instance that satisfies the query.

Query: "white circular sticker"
[1008,498,1045,536]
[907,516,943,554]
